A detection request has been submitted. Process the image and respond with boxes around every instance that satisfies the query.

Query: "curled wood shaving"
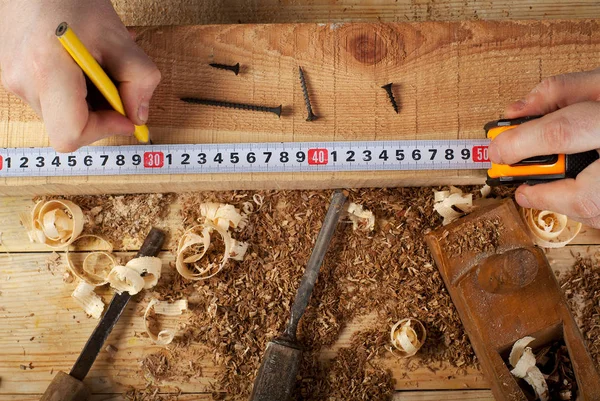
[521,208,582,248]
[71,281,104,319]
[176,223,247,280]
[21,200,84,248]
[66,235,116,286]
[107,256,162,295]
[200,202,244,231]
[390,318,426,357]
[509,336,549,401]
[347,202,375,231]
[144,298,188,345]
[125,256,163,289]
[433,186,474,225]
[509,336,536,367]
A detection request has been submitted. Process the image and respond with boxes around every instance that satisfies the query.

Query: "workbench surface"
[0,194,598,399]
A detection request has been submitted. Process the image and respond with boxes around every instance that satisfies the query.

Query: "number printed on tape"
[0,140,491,177]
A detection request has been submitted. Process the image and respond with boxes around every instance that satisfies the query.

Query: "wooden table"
[1,195,599,399]
[1,1,599,399]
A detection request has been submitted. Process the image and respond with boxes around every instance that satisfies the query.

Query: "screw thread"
[181,97,281,117]
[381,83,399,114]
[299,67,317,121]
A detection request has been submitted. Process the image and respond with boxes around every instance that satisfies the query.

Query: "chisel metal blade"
[69,228,165,381]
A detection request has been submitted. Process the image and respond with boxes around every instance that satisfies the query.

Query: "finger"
[505,69,600,118]
[515,160,600,222]
[38,57,134,153]
[488,102,600,165]
[99,36,161,126]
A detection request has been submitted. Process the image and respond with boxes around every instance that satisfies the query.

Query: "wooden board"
[1,20,600,195]
[111,0,600,26]
[2,389,496,401]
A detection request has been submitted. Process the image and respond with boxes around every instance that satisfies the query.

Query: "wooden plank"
[111,0,600,25]
[1,21,600,195]
[4,395,213,400]
[0,252,488,394]
[2,389,495,400]
[393,390,494,400]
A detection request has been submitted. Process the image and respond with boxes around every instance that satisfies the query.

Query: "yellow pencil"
[55,22,150,143]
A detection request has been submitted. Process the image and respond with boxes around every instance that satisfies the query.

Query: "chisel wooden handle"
[39,371,90,401]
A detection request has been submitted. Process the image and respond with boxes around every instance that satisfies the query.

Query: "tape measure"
[0,139,491,177]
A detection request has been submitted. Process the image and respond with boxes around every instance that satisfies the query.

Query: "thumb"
[515,160,600,224]
[100,38,161,126]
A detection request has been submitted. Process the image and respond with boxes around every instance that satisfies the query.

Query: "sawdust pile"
[145,188,479,400]
[443,217,504,257]
[559,257,600,370]
[35,194,174,249]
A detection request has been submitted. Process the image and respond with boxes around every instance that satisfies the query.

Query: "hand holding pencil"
[0,0,160,152]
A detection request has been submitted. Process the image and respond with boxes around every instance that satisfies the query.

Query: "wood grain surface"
[1,20,600,194]
[109,0,600,26]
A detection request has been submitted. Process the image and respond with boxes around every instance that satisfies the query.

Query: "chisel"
[40,228,166,401]
[249,189,348,401]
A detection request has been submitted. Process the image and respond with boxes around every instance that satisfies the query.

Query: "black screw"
[298,67,318,121]
[181,97,282,118]
[381,83,399,114]
[209,62,240,75]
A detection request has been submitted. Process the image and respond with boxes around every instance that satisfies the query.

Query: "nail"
[515,192,532,209]
[138,102,149,123]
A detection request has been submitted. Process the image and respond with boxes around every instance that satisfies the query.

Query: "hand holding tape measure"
[487,69,600,227]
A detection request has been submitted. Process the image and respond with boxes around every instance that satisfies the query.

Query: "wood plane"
[425,199,600,400]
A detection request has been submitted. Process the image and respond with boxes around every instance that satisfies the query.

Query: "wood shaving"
[21,199,84,248]
[560,257,600,369]
[508,336,556,401]
[347,202,375,231]
[66,234,116,286]
[45,252,62,275]
[144,298,188,345]
[433,186,474,225]
[71,281,104,319]
[107,256,162,295]
[443,217,504,258]
[176,224,232,280]
[521,208,582,248]
[390,318,427,357]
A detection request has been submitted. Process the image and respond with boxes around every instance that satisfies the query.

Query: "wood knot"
[347,32,387,65]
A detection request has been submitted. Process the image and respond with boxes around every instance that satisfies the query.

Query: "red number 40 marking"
[308,149,328,165]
